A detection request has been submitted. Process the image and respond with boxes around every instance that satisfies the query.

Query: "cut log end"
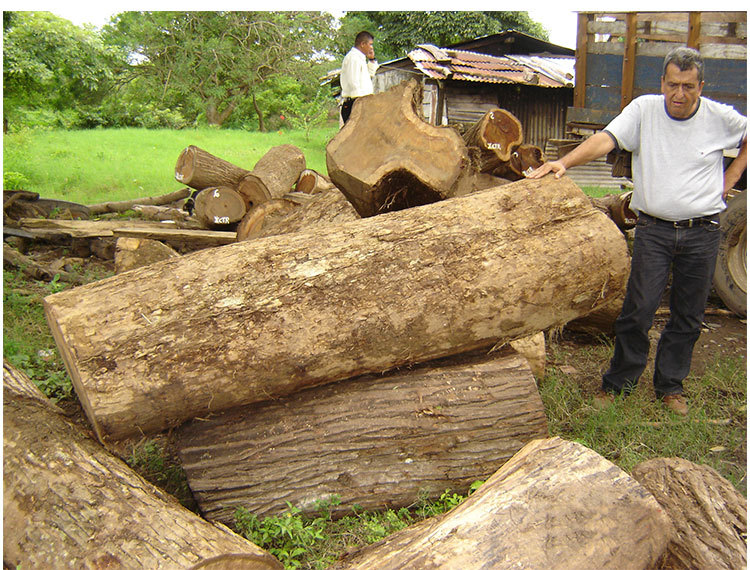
[194,186,247,228]
[175,146,198,184]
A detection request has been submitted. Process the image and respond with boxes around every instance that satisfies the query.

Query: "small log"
[176,349,548,524]
[256,189,359,239]
[194,186,247,228]
[115,237,180,274]
[463,108,524,170]
[174,146,251,191]
[491,143,545,181]
[326,79,473,217]
[88,188,191,215]
[295,169,335,194]
[331,437,673,569]
[2,361,281,570]
[3,243,84,285]
[132,204,192,223]
[236,199,299,241]
[43,176,629,441]
[631,457,747,570]
[237,145,306,207]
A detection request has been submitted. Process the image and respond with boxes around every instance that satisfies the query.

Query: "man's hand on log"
[525,160,567,179]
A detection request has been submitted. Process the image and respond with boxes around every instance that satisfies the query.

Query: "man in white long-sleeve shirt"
[340,31,378,124]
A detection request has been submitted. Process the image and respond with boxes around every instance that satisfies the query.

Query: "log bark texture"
[326,79,473,217]
[176,350,548,524]
[88,188,192,215]
[237,144,306,207]
[332,437,674,570]
[631,457,747,570]
[463,108,524,170]
[174,146,251,190]
[2,362,281,570]
[43,175,629,441]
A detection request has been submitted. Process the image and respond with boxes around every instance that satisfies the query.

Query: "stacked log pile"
[7,77,743,567]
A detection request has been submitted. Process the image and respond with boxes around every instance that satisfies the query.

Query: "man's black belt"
[640,212,720,228]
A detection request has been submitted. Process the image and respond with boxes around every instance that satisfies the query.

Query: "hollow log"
[463,108,524,171]
[175,145,251,191]
[326,79,473,217]
[255,189,359,239]
[176,349,548,525]
[631,457,747,570]
[43,175,629,441]
[295,169,335,194]
[331,437,674,569]
[237,144,306,207]
[2,361,281,570]
[194,186,247,228]
[491,143,545,181]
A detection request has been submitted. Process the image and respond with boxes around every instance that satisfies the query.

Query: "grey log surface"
[331,437,674,570]
[631,457,747,570]
[43,175,630,441]
[174,145,251,190]
[2,362,281,570]
[326,79,473,217]
[176,349,548,525]
[237,144,306,206]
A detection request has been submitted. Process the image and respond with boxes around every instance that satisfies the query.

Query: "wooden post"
[573,12,591,108]
[687,12,702,50]
[620,12,638,110]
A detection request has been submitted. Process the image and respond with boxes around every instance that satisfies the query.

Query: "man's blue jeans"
[601,213,721,397]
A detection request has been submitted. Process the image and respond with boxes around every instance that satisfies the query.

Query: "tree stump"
[176,349,548,524]
[175,145,251,190]
[43,175,629,441]
[237,144,306,207]
[326,79,473,217]
[331,437,674,569]
[463,108,524,172]
[631,457,747,570]
[2,361,281,570]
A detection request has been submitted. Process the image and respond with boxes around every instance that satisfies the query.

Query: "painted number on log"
[213,189,221,198]
[487,143,503,150]
[214,216,230,224]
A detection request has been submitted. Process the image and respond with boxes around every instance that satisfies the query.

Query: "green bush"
[3,170,30,190]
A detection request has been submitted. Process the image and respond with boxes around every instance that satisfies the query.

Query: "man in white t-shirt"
[527,46,747,415]
[339,31,378,124]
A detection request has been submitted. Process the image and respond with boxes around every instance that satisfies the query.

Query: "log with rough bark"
[115,237,180,274]
[295,169,335,194]
[236,198,299,241]
[88,188,192,215]
[491,143,545,181]
[43,175,629,441]
[237,144,306,207]
[631,457,747,570]
[2,361,282,570]
[326,79,473,217]
[463,108,524,172]
[194,186,248,228]
[331,437,674,569]
[174,146,251,191]
[176,349,548,524]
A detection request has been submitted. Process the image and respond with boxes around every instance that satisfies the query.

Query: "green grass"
[2,126,339,204]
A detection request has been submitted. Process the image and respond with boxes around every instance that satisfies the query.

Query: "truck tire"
[712,190,746,317]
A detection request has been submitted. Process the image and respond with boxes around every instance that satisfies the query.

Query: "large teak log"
[175,145,251,190]
[332,437,673,569]
[176,349,548,524]
[237,144,306,207]
[43,175,629,441]
[2,361,281,570]
[326,79,473,217]
[631,457,747,570]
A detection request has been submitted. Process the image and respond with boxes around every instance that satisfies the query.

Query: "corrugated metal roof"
[407,45,574,88]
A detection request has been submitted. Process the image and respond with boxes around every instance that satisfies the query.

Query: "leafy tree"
[336,11,549,62]
[103,11,335,129]
[3,11,120,130]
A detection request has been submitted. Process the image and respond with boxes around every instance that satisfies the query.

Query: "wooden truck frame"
[566,11,747,316]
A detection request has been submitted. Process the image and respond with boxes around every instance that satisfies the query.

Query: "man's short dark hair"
[662,46,704,82]
[355,31,374,46]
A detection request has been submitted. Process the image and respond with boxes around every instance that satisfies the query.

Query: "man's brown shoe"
[593,390,615,410]
[662,394,688,416]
